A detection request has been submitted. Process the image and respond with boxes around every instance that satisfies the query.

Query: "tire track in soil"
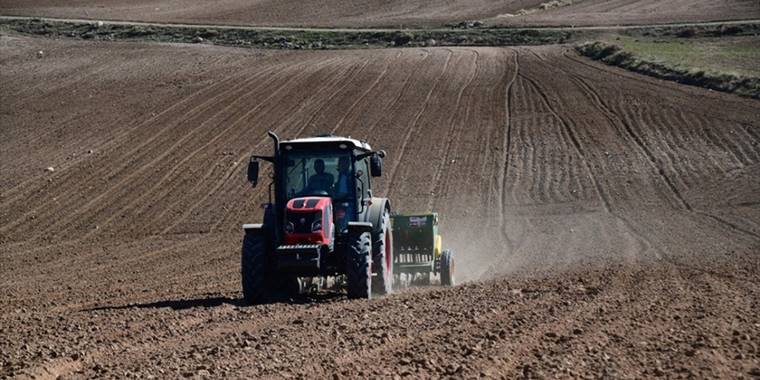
[0,55,253,204]
[385,49,454,197]
[555,52,693,211]
[386,49,484,214]
[517,57,612,213]
[611,211,758,294]
[531,51,721,272]
[435,48,511,226]
[425,48,480,211]
[0,57,289,236]
[496,49,520,253]
[558,52,760,243]
[695,211,760,241]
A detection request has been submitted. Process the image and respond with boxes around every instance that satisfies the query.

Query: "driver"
[307,159,334,194]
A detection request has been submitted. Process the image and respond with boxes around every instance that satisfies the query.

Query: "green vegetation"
[0,18,572,49]
[604,35,760,77]
[2,17,758,51]
[576,37,760,99]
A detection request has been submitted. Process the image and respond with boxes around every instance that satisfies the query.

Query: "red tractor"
[242,132,393,304]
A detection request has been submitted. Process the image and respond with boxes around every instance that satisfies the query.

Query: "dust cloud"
[441,208,656,283]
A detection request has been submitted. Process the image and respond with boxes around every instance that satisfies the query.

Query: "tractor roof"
[283,136,373,151]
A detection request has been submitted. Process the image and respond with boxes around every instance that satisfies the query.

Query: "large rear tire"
[241,233,270,305]
[440,249,455,286]
[346,231,372,299]
[241,232,298,305]
[372,211,393,295]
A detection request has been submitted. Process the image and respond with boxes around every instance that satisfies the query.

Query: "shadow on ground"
[85,291,347,311]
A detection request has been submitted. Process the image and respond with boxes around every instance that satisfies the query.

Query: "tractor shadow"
[86,291,346,312]
[86,296,243,311]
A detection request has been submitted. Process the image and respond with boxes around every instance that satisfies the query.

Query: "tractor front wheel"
[346,231,372,299]
[440,249,455,286]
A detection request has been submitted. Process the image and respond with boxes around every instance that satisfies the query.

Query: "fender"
[242,224,265,235]
[365,197,391,235]
[244,203,276,237]
[347,221,373,235]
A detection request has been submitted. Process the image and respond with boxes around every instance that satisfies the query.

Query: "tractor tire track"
[517,65,612,213]
[557,54,693,211]
[426,49,480,211]
[385,49,453,196]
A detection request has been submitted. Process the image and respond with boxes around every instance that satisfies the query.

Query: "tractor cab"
[280,143,366,235]
[247,135,384,237]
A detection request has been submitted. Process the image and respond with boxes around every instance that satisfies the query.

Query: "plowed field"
[491,0,760,27]
[1,0,758,28]
[0,0,545,28]
[1,35,759,379]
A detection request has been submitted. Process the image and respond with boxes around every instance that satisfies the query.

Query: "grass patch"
[576,39,760,99]
[607,35,760,77]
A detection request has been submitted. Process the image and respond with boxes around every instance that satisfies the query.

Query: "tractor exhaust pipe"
[268,131,280,157]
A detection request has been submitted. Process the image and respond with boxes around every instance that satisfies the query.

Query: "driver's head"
[338,157,350,172]
[314,159,325,174]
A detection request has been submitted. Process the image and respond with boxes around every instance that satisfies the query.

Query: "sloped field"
[1,35,759,378]
[1,0,758,28]
[492,0,760,26]
[0,0,544,28]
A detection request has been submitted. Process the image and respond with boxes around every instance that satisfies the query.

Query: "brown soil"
[0,0,545,28]
[1,0,758,28]
[491,0,760,27]
[1,34,759,379]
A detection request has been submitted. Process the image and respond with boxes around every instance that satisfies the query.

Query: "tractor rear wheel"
[241,233,271,305]
[372,211,393,295]
[346,231,372,299]
[440,249,455,286]
[241,232,298,305]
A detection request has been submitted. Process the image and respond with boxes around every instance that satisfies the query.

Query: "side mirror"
[370,153,383,177]
[247,157,259,187]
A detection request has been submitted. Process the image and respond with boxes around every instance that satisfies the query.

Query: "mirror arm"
[355,150,384,160]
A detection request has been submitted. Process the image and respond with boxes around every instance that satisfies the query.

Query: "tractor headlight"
[311,220,322,232]
[285,221,294,233]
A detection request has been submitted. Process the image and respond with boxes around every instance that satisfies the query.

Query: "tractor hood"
[283,196,333,246]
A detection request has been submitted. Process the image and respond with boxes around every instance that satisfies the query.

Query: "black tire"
[346,231,372,299]
[241,232,298,305]
[440,250,455,286]
[241,232,270,305]
[371,211,393,295]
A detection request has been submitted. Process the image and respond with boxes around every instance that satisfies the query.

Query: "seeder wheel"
[440,250,455,286]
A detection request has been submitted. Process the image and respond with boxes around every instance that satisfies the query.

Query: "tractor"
[241,132,394,304]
